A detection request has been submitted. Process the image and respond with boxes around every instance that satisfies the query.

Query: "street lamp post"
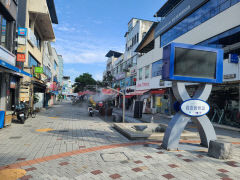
[107,86,125,123]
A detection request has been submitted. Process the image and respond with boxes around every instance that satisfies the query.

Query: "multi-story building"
[135,0,240,118]
[123,18,154,93]
[104,50,123,86]
[0,0,32,126]
[106,18,154,110]
[17,0,58,109]
[58,55,64,86]
[62,76,72,98]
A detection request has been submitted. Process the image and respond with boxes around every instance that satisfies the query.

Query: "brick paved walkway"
[0,101,239,180]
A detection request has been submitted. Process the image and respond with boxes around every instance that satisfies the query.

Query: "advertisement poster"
[17,54,26,62]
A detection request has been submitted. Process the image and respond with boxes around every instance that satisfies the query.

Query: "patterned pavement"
[0,101,239,180]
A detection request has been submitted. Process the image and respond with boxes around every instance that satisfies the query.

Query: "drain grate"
[101,152,129,162]
[95,133,104,135]
[9,136,22,139]
[59,130,69,133]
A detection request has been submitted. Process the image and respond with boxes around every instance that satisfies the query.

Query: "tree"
[102,71,114,87]
[73,73,96,93]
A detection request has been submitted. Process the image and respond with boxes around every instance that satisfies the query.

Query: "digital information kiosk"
[162,43,223,150]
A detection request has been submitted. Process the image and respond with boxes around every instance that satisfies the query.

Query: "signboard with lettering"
[180,99,210,117]
[224,74,236,79]
[229,54,239,64]
[17,54,26,62]
[18,27,27,36]
[35,67,43,74]
[18,36,26,45]
[17,45,26,53]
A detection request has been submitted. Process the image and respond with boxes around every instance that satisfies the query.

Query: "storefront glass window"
[160,0,240,47]
[152,60,163,77]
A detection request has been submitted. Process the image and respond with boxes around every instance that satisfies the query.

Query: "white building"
[62,76,72,97]
[134,0,240,116]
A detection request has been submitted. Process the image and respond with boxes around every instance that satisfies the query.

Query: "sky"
[52,0,167,82]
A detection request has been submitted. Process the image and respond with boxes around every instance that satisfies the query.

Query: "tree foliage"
[73,73,96,92]
[102,71,114,87]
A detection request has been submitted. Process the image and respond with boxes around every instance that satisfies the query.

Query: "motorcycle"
[88,106,94,117]
[12,102,29,124]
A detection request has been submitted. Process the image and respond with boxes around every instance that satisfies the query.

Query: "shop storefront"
[135,75,172,115]
[0,60,32,127]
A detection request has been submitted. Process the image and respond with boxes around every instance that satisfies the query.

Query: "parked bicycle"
[26,107,36,119]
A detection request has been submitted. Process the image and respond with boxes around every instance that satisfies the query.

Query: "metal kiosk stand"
[161,43,223,150]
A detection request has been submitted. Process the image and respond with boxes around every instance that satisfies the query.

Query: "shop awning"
[127,90,149,96]
[0,59,32,77]
[150,89,166,94]
[78,90,95,96]
[125,95,134,98]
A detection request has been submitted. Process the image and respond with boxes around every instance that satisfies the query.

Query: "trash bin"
[0,111,5,129]
[134,101,143,118]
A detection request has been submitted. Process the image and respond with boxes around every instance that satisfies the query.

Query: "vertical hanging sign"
[17,28,27,64]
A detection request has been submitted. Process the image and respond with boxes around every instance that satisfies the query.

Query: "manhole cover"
[101,152,129,162]
[9,136,22,139]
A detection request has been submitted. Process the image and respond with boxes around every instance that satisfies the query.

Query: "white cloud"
[52,22,124,66]
[53,35,123,65]
[94,72,103,81]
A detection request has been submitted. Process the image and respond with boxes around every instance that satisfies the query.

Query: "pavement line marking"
[0,168,26,180]
[35,128,54,132]
[0,140,239,170]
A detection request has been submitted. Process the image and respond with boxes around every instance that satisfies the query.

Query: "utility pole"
[107,86,125,123]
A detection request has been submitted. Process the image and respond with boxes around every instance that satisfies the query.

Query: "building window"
[54,61,57,70]
[152,60,163,77]
[28,53,40,67]
[142,32,147,39]
[139,68,142,80]
[0,14,9,50]
[43,65,52,79]
[34,29,41,50]
[160,0,240,47]
[145,65,150,79]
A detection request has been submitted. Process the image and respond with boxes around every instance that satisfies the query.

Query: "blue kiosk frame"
[162,43,223,150]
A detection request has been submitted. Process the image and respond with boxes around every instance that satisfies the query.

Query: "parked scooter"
[12,102,29,124]
[88,106,94,117]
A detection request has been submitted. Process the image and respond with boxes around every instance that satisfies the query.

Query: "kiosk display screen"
[174,47,217,79]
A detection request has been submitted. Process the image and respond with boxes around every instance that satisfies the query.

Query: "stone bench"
[208,140,233,159]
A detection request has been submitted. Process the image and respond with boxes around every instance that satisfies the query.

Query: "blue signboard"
[229,54,239,64]
[162,43,223,83]
[18,27,27,36]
